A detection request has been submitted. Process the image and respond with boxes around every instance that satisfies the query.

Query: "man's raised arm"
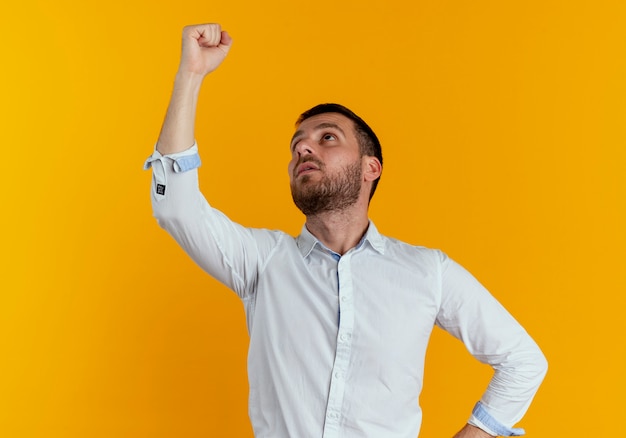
[156,23,232,155]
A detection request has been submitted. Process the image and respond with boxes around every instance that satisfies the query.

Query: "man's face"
[288,113,364,216]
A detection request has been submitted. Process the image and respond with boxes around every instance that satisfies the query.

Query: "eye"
[290,139,300,152]
[322,133,336,141]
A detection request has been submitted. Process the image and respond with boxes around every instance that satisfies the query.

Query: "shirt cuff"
[143,142,201,172]
[468,402,525,436]
[143,143,201,201]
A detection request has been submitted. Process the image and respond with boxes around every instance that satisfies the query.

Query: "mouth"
[296,162,321,177]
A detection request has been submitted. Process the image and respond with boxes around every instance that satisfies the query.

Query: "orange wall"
[1,1,625,436]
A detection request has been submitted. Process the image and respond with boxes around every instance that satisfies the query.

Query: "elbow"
[522,333,549,385]
[150,188,193,229]
[496,340,549,391]
[153,208,186,233]
[519,342,549,391]
[536,348,548,383]
[151,196,183,231]
[521,340,548,385]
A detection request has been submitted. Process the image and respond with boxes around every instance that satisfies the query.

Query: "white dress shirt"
[145,145,547,437]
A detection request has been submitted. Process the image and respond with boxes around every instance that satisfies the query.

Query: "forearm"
[156,71,204,155]
[155,23,232,155]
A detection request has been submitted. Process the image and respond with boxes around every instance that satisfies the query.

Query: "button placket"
[322,253,356,438]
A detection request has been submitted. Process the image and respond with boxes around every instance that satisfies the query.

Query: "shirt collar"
[295,221,386,258]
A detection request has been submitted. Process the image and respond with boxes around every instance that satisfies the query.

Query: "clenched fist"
[179,23,233,77]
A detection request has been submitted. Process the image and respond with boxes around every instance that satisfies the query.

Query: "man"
[144,23,547,438]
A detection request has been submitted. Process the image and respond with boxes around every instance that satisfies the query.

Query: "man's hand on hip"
[453,424,496,438]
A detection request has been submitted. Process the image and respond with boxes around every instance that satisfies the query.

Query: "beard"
[290,158,363,216]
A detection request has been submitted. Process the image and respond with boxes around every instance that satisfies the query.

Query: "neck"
[304,205,370,255]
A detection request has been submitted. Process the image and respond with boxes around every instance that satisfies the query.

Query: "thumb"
[218,31,233,55]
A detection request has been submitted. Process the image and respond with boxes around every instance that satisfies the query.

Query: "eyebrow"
[290,122,346,149]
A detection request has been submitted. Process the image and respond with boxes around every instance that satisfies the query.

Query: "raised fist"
[179,23,233,77]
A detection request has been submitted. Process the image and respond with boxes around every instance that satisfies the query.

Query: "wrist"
[454,424,496,438]
[173,70,205,94]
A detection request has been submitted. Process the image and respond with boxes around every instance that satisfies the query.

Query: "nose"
[294,138,314,157]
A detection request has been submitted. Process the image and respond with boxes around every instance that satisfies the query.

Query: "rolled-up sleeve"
[143,143,202,202]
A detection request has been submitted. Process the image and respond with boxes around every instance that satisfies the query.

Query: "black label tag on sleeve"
[156,184,166,195]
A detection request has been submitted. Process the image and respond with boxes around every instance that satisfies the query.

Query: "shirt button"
[340,333,352,342]
[341,295,349,302]
[334,371,342,379]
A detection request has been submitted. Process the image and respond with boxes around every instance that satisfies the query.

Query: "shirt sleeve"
[143,143,283,299]
[435,252,548,436]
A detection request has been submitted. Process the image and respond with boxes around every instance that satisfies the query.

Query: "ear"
[362,156,382,182]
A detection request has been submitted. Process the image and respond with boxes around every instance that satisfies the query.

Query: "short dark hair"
[296,103,383,200]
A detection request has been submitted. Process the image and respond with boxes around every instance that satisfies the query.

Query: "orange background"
[2,1,625,436]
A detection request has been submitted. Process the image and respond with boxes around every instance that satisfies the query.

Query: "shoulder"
[245,227,294,247]
[378,233,447,270]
